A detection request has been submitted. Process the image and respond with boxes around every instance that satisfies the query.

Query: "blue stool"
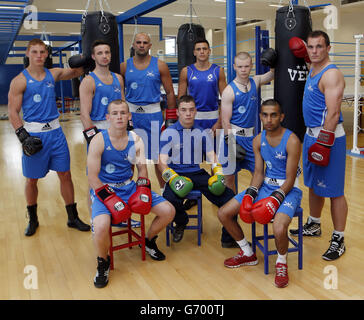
[166,190,203,246]
[251,207,303,274]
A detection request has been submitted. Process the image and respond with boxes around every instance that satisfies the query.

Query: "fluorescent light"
[117,11,124,14]
[221,17,244,21]
[0,6,22,9]
[269,4,284,8]
[56,8,86,12]
[215,0,245,3]
[173,14,197,18]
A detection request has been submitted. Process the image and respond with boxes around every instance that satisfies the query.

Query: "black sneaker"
[145,236,165,261]
[172,224,186,243]
[182,199,197,211]
[94,256,110,288]
[290,218,321,237]
[322,233,346,261]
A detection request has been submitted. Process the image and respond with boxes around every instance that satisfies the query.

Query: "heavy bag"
[23,45,53,69]
[81,11,120,74]
[177,23,205,74]
[274,5,312,142]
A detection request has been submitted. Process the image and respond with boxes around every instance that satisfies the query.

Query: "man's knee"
[153,201,175,222]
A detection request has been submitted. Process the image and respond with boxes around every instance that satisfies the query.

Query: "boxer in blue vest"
[8,38,90,236]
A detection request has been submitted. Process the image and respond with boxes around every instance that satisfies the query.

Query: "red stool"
[109,215,146,270]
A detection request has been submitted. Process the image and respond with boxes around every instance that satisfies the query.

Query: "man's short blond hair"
[235,52,252,64]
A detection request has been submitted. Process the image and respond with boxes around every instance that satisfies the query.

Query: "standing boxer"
[289,30,348,261]
[88,99,175,288]
[8,38,90,236]
[218,99,302,288]
[220,51,276,193]
[178,39,227,133]
[120,32,177,188]
[158,95,236,247]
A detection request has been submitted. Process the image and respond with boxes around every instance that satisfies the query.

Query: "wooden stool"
[166,190,203,246]
[251,207,303,274]
[109,215,146,270]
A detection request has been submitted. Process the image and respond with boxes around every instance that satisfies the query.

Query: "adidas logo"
[41,123,52,131]
[28,79,34,83]
[97,83,103,87]
[192,76,198,80]
[136,106,145,113]
[106,146,112,151]
[261,142,266,146]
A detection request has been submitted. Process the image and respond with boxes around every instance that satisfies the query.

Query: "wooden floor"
[1,106,364,300]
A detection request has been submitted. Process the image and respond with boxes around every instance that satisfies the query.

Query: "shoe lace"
[327,240,339,253]
[234,250,245,260]
[276,264,287,277]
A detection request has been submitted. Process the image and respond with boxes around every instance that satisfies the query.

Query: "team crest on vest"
[131,82,138,89]
[238,105,246,114]
[275,152,286,160]
[33,94,42,103]
[265,160,272,170]
[101,97,109,106]
[105,163,116,174]
[207,74,214,82]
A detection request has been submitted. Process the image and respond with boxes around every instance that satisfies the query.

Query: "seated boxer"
[87,99,175,288]
[218,99,302,288]
[158,95,238,247]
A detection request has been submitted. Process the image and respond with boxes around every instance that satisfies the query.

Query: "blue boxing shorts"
[128,102,163,161]
[90,180,166,220]
[22,123,70,179]
[218,134,255,175]
[235,182,302,219]
[303,125,346,198]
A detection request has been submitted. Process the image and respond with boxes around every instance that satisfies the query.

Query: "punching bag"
[177,23,205,74]
[71,77,80,98]
[81,11,120,74]
[274,5,312,142]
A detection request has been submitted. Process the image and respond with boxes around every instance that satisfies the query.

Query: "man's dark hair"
[307,30,330,46]
[194,39,210,50]
[177,95,196,108]
[91,40,111,53]
[261,99,283,114]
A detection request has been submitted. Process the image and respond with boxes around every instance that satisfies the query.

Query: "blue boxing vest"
[22,68,59,122]
[260,129,293,180]
[98,130,135,183]
[230,78,259,128]
[125,56,161,105]
[89,72,122,121]
[303,64,344,127]
[187,63,220,112]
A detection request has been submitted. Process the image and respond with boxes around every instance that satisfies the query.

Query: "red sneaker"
[275,263,289,288]
[224,250,258,268]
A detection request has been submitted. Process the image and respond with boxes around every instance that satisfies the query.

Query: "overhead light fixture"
[221,17,244,21]
[173,14,198,17]
[269,4,284,8]
[215,0,245,3]
[56,8,86,12]
[0,6,23,9]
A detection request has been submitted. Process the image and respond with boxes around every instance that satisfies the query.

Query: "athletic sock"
[276,253,287,265]
[308,216,321,224]
[237,238,253,257]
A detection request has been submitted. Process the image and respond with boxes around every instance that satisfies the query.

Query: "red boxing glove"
[289,37,311,63]
[165,108,178,128]
[308,129,335,167]
[128,177,152,215]
[251,189,285,224]
[95,184,131,224]
[239,186,258,224]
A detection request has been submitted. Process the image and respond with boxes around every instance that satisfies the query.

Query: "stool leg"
[197,198,202,246]
[264,224,269,275]
[166,223,171,247]
[128,218,132,249]
[298,212,303,269]
[109,226,114,270]
[251,223,257,253]
[141,216,146,261]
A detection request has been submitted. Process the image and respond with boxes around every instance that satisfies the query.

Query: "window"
[165,36,176,55]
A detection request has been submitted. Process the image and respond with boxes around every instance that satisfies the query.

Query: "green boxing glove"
[162,168,193,198]
[208,163,226,196]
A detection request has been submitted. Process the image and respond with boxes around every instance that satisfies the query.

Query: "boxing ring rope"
[351,34,364,155]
